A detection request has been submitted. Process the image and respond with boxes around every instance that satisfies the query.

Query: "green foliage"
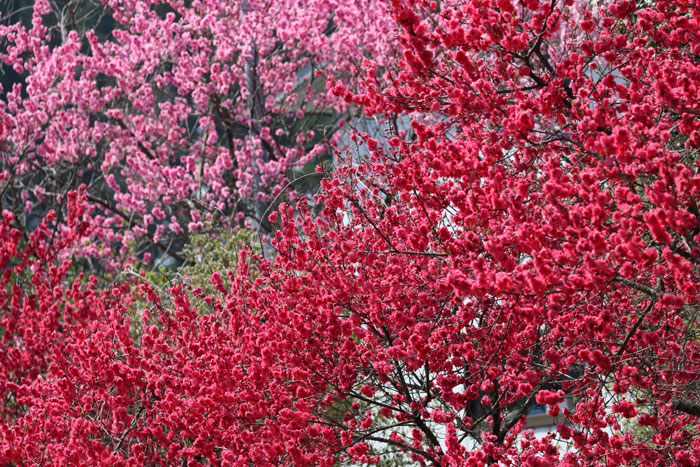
[119,228,260,342]
[180,228,260,301]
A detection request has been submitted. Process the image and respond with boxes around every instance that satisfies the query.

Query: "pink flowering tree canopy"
[2,0,700,466]
[0,0,396,265]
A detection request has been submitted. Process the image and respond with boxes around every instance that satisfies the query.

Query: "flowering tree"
[0,187,96,422]
[3,0,700,466]
[0,0,395,265]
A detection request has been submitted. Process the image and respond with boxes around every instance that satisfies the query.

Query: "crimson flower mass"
[1,0,700,466]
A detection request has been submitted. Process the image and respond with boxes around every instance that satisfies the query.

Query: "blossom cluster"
[2,0,700,465]
[0,0,396,264]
